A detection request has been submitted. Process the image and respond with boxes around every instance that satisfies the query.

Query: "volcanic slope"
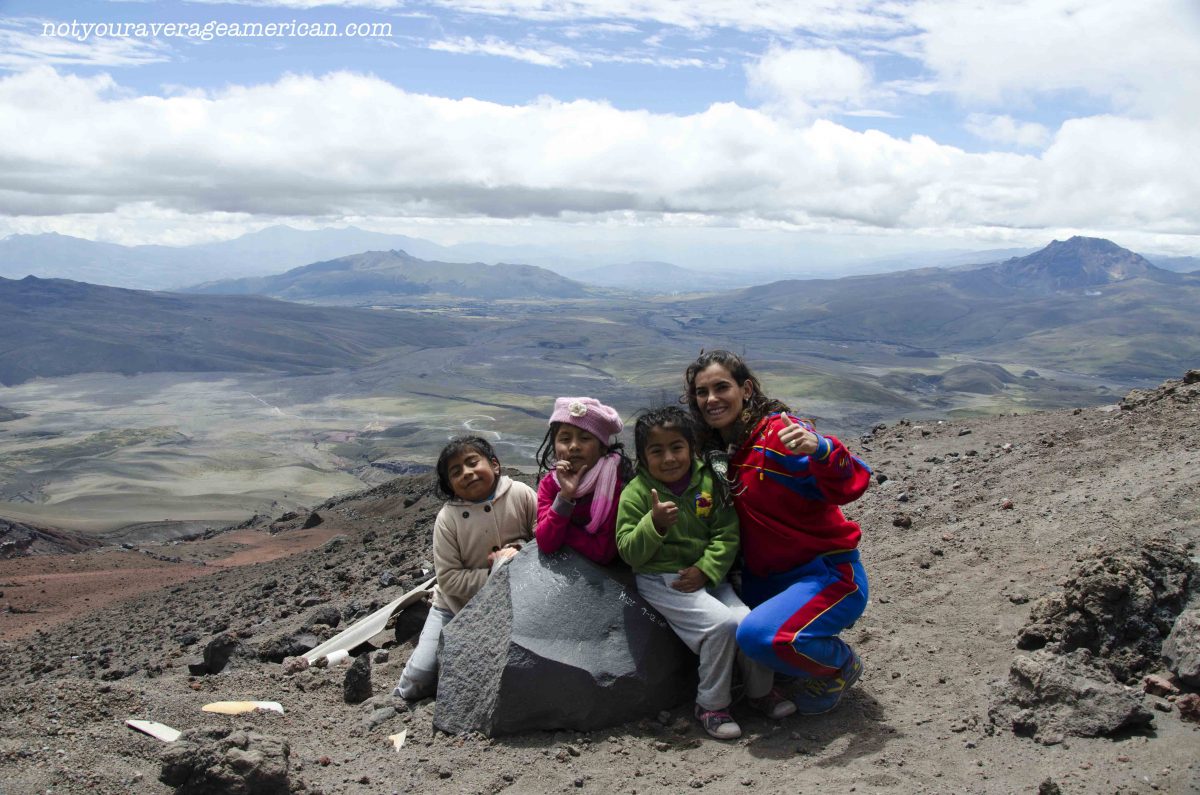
[0,373,1197,794]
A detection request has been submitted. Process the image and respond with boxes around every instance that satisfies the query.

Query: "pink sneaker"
[694,704,742,740]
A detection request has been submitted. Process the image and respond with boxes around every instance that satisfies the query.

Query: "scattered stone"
[434,545,696,736]
[989,649,1154,744]
[1162,608,1200,687]
[373,650,390,664]
[1176,693,1200,723]
[258,632,320,663]
[1001,500,1014,510]
[363,707,397,730]
[1142,674,1178,697]
[1013,540,1196,681]
[1038,780,1062,795]
[301,511,323,529]
[892,515,912,529]
[343,654,372,704]
[281,656,309,675]
[201,633,244,675]
[393,600,431,646]
[875,473,889,485]
[378,570,397,588]
[957,429,972,436]
[159,728,291,795]
[1151,699,1172,713]
[304,606,341,630]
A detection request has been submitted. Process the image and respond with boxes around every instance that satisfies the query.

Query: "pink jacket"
[535,475,623,564]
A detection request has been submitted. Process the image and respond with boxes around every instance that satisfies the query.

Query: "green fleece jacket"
[615,460,740,587]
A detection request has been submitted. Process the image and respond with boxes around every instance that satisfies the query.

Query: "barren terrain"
[1,373,1197,794]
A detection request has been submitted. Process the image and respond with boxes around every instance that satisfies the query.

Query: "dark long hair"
[534,421,635,484]
[435,435,498,499]
[683,349,790,451]
[632,406,697,469]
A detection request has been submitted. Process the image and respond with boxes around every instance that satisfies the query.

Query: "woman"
[684,350,872,715]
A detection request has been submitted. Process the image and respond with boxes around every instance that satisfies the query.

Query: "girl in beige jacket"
[394,436,536,700]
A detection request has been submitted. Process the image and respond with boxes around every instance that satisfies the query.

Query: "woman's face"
[553,424,604,472]
[692,363,752,434]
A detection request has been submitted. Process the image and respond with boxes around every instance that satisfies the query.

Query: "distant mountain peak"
[993,236,1163,292]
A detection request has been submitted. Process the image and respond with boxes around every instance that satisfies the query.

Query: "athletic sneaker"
[694,704,743,740]
[747,687,798,719]
[791,653,864,716]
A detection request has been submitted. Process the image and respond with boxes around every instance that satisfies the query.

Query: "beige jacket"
[431,475,537,613]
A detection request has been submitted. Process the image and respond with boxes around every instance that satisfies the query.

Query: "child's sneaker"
[791,653,863,716]
[694,704,742,740]
[747,687,798,719]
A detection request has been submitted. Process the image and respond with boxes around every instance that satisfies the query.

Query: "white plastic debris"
[201,701,285,715]
[389,729,407,751]
[125,719,182,742]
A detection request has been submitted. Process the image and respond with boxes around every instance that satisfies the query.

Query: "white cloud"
[0,18,173,69]
[0,67,1196,248]
[910,0,1200,115]
[429,35,580,67]
[965,114,1050,149]
[427,33,714,68]
[746,46,874,120]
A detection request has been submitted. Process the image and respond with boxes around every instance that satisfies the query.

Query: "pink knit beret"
[549,397,624,445]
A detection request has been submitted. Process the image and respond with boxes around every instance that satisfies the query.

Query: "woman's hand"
[554,459,589,500]
[488,546,518,567]
[779,414,819,455]
[670,566,707,592]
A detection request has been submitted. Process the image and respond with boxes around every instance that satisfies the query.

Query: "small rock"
[301,511,323,529]
[689,779,704,789]
[653,741,670,752]
[373,650,390,665]
[1151,699,1172,713]
[1001,500,1014,510]
[657,711,671,725]
[343,654,372,704]
[282,656,310,675]
[1176,693,1200,723]
[1038,780,1061,795]
[1142,674,1179,697]
[875,473,889,484]
[379,570,397,588]
[957,429,972,436]
[1008,593,1029,605]
[892,515,912,529]
[364,707,397,729]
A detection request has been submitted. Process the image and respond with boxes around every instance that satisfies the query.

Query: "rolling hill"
[185,249,590,302]
[0,276,462,386]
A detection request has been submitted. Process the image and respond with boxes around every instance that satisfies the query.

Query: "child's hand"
[779,413,819,455]
[670,566,707,592]
[650,489,678,533]
[488,547,518,567]
[554,459,589,500]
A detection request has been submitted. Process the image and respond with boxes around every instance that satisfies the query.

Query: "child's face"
[553,424,604,473]
[446,448,501,502]
[643,426,692,483]
[691,363,753,432]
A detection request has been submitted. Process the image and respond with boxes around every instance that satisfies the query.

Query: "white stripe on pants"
[635,573,775,710]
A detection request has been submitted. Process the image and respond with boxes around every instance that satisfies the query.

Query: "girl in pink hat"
[534,397,634,563]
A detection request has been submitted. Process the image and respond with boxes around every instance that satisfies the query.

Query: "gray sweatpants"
[393,605,453,701]
[636,573,775,710]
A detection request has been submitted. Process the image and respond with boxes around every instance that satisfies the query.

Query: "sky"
[0,0,1197,269]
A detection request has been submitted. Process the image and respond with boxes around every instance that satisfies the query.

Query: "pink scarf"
[552,452,620,535]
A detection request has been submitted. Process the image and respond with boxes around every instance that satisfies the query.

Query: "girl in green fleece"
[616,407,795,741]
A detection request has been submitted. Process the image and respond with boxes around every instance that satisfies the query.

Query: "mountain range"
[185,249,590,302]
[685,237,1199,380]
[2,236,1195,388]
[0,275,460,386]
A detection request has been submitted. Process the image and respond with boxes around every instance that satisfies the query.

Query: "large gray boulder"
[989,649,1154,745]
[1162,608,1200,687]
[433,544,696,736]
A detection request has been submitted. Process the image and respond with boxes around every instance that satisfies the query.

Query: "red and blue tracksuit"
[729,413,872,678]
